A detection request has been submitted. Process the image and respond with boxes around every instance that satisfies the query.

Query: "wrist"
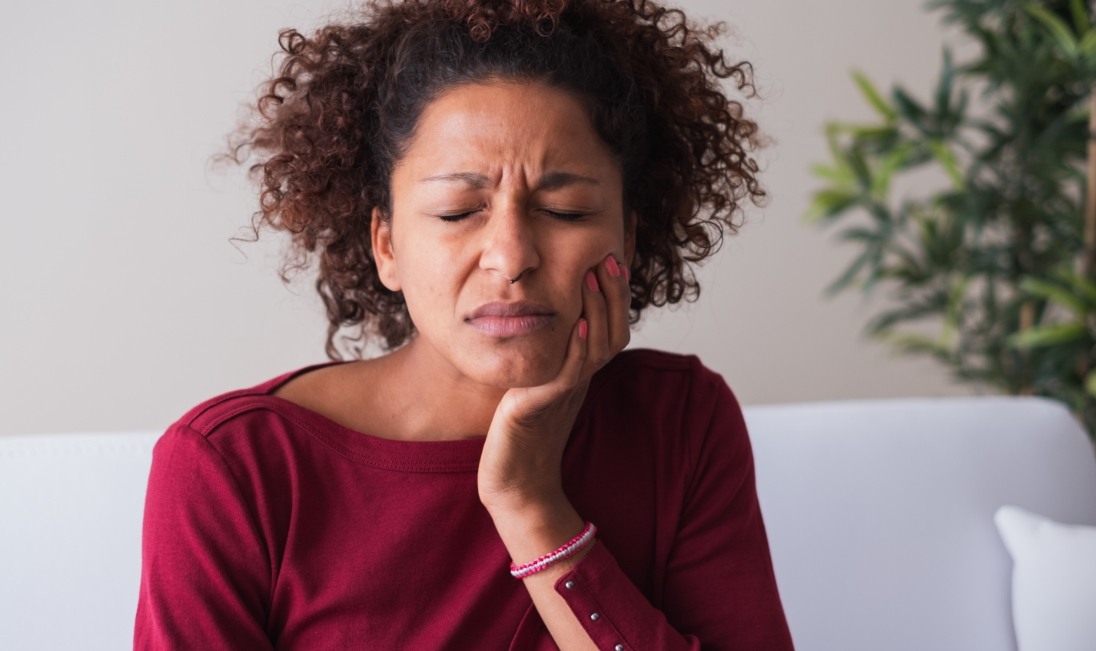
[478,474,566,515]
[510,522,596,579]
[487,499,587,570]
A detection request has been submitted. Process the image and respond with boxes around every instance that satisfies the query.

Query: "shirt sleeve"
[134,423,274,650]
[553,372,795,651]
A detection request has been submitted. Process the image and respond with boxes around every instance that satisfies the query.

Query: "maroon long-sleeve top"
[135,349,794,649]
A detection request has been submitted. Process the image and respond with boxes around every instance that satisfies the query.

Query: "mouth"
[465,301,557,337]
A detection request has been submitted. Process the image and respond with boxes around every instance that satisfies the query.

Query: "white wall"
[0,0,973,436]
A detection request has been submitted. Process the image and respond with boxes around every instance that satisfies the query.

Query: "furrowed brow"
[418,171,600,190]
[420,172,490,187]
[537,172,600,191]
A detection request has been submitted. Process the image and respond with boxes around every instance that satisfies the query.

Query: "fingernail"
[578,319,588,340]
[605,255,620,278]
[585,271,600,292]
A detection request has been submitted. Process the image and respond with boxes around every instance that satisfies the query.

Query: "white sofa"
[1,396,1094,650]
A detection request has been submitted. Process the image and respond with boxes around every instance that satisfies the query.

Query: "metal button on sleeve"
[614,645,625,651]
[590,612,600,621]
[564,580,575,590]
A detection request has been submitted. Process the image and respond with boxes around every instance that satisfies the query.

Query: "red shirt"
[135,349,793,649]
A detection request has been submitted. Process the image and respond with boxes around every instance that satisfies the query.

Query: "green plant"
[808,0,1096,438]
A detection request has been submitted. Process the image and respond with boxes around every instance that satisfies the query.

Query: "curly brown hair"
[234,0,764,358]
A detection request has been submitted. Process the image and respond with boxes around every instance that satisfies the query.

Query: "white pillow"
[995,505,1096,651]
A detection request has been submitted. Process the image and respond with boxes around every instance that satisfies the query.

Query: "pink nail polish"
[578,319,588,339]
[605,255,620,278]
[585,271,600,292]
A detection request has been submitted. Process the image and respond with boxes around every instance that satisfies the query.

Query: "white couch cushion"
[745,397,1096,651]
[995,505,1096,651]
[0,431,158,651]
[3,398,1094,651]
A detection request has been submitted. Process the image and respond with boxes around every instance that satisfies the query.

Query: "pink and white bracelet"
[509,522,597,579]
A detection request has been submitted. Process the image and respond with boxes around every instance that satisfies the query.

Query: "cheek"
[554,229,621,297]
[572,225,625,268]
[390,239,463,324]
[392,226,465,283]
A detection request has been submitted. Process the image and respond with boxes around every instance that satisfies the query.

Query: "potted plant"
[809,0,1096,438]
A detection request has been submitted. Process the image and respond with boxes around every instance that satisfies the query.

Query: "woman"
[135,0,794,648]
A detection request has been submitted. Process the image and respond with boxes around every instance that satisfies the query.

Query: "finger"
[500,315,588,419]
[551,316,589,392]
[596,253,632,354]
[581,268,610,375]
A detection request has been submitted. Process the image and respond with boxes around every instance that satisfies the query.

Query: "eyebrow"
[420,172,490,187]
[419,171,601,190]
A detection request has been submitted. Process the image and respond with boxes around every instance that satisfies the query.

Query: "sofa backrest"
[0,431,157,650]
[2,397,1094,650]
[747,396,1096,651]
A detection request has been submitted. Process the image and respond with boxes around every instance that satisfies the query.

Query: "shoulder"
[591,348,732,406]
[584,349,745,449]
[588,349,752,472]
[150,364,346,503]
[599,347,705,374]
[151,363,347,482]
[170,363,337,440]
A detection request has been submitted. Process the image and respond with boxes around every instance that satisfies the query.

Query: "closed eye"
[440,208,588,222]
[542,209,587,222]
[438,209,483,222]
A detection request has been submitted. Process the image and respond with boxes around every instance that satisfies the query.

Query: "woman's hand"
[482,250,635,644]
[477,253,631,515]
[478,253,631,650]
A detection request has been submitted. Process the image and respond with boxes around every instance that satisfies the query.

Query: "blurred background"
[0,0,975,436]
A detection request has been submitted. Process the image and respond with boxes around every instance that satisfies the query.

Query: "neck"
[380,338,506,441]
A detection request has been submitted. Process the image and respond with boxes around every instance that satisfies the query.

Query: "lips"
[465,301,556,337]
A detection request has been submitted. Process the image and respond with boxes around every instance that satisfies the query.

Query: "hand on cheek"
[577,253,631,378]
[477,253,631,514]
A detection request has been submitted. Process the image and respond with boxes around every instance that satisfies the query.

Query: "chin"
[466,348,565,389]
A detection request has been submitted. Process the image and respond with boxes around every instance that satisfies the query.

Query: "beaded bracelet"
[509,522,597,579]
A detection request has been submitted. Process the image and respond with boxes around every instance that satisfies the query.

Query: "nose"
[479,202,540,283]
[480,201,543,282]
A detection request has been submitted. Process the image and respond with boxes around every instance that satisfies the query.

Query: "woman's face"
[373,80,633,388]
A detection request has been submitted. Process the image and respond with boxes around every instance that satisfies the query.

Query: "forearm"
[487,497,598,651]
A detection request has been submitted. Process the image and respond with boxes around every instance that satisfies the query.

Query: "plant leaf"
[1039,268,1096,309]
[825,249,873,295]
[945,275,970,325]
[1069,0,1091,34]
[1027,4,1080,56]
[810,163,854,185]
[1020,277,1089,315]
[805,189,860,222]
[858,125,900,139]
[893,87,930,133]
[1009,323,1088,349]
[1080,29,1096,56]
[1057,269,1096,306]
[935,48,956,121]
[1086,369,1096,397]
[837,226,880,243]
[873,142,919,197]
[852,71,898,121]
[927,140,965,189]
[866,299,944,334]
[846,145,873,191]
[883,332,954,361]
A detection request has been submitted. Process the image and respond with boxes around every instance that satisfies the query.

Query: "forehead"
[396,81,618,178]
